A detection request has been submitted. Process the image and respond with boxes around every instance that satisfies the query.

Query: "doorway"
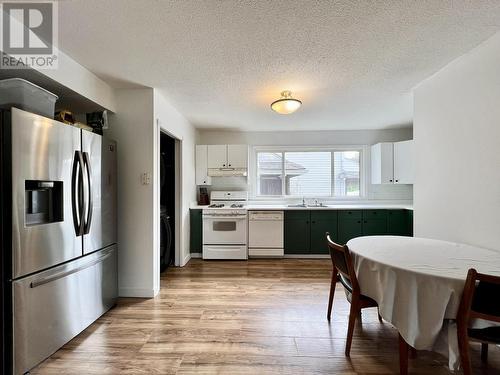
[159,132,176,273]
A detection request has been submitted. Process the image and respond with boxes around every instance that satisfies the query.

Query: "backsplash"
[202,176,413,201]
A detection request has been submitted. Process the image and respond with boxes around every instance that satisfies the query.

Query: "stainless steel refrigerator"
[0,108,118,375]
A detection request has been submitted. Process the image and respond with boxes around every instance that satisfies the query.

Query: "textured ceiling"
[58,1,500,131]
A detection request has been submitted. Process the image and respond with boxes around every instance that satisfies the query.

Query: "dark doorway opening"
[160,132,175,272]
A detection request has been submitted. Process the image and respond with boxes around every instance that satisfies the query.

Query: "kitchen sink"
[287,204,307,208]
[307,203,328,207]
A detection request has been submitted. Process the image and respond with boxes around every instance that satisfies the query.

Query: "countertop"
[191,203,413,210]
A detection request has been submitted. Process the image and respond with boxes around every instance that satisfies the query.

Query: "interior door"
[11,108,82,279]
[82,133,117,254]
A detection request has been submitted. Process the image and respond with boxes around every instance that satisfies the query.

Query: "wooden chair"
[325,233,382,356]
[457,268,500,375]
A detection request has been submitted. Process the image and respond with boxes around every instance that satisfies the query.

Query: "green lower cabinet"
[338,217,363,244]
[310,211,338,254]
[283,208,413,254]
[407,210,414,236]
[387,210,408,236]
[362,218,387,236]
[189,209,202,253]
[284,211,311,254]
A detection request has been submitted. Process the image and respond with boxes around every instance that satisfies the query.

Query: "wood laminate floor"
[32,259,500,374]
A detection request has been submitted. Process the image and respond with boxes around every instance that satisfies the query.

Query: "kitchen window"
[254,148,363,198]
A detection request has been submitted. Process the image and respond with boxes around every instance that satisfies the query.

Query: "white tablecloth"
[347,236,500,370]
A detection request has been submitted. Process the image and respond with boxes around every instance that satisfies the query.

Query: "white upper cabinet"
[197,144,248,183]
[207,145,228,168]
[371,142,394,184]
[195,145,211,185]
[393,140,414,184]
[207,144,248,169]
[226,144,248,169]
[371,140,413,185]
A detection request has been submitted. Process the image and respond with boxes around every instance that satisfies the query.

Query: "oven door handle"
[203,215,248,219]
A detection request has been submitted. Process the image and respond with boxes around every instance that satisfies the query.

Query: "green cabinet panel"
[285,210,310,220]
[338,217,363,244]
[387,210,408,236]
[310,218,338,254]
[189,209,203,253]
[311,210,338,221]
[284,211,311,254]
[338,210,362,219]
[362,218,387,236]
[363,210,387,219]
[407,210,414,236]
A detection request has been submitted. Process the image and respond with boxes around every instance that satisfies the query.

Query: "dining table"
[347,235,500,370]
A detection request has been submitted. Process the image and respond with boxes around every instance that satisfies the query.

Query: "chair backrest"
[326,232,359,293]
[458,268,500,325]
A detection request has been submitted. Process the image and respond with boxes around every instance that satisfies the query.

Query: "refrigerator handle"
[83,152,93,234]
[29,249,114,288]
[71,151,85,236]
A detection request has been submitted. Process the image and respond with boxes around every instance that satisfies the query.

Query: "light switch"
[141,172,151,185]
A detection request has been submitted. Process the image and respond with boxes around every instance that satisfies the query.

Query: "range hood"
[207,168,247,177]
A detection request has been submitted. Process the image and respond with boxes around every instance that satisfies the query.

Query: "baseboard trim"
[190,253,328,259]
[119,287,157,298]
[182,252,192,266]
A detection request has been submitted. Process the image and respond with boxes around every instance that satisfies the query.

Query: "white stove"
[202,191,248,260]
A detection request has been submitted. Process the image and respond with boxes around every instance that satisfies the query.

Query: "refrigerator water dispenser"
[25,180,63,226]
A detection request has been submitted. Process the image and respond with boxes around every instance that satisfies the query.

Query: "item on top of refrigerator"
[73,122,94,132]
[86,110,108,135]
[55,109,75,124]
[0,78,58,118]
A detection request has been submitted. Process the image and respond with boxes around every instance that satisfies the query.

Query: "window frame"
[250,145,368,200]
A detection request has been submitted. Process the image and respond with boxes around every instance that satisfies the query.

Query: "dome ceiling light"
[270,90,302,114]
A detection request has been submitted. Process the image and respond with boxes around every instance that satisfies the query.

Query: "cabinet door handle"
[357,221,361,224]
[311,221,316,224]
[229,164,232,167]
[364,220,367,224]
[395,179,399,183]
[389,179,393,182]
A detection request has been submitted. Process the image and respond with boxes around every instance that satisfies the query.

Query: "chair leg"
[377,307,383,323]
[327,268,337,321]
[457,324,472,375]
[481,343,488,363]
[398,333,408,375]
[345,297,359,357]
[409,347,417,359]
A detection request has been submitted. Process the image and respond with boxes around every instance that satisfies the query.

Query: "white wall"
[107,88,156,297]
[413,32,500,250]
[154,89,197,268]
[197,128,412,146]
[38,49,116,112]
[197,128,414,201]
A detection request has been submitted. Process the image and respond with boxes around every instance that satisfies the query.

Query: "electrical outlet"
[141,172,151,185]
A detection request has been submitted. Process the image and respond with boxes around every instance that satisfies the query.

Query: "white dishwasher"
[248,211,284,257]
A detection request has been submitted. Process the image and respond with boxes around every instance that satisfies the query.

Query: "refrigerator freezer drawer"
[12,245,117,375]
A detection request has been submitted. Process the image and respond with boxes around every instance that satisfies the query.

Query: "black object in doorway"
[160,132,175,272]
